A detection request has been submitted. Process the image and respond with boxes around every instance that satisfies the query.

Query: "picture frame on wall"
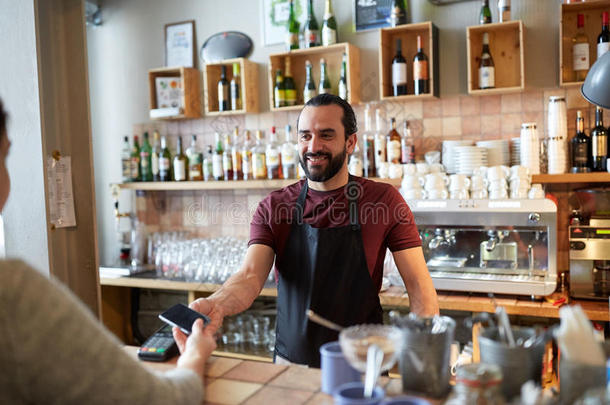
[165,20,196,68]
[353,0,393,32]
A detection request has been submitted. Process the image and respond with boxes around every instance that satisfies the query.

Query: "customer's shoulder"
[0,259,44,292]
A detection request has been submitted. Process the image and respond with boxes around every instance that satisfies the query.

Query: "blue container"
[320,341,361,394]
[333,382,385,405]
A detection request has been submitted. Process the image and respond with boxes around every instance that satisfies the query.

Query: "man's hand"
[189,298,224,335]
[173,318,217,379]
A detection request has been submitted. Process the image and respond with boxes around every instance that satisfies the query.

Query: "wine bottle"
[151,131,160,181]
[121,135,131,183]
[319,58,332,94]
[479,33,495,89]
[242,130,254,180]
[498,0,510,23]
[252,130,267,180]
[218,65,230,112]
[223,134,234,181]
[479,0,491,24]
[591,107,608,172]
[212,132,224,181]
[274,69,285,108]
[281,124,297,179]
[571,111,591,173]
[374,109,387,168]
[304,0,319,48]
[362,104,376,177]
[386,118,402,164]
[130,135,141,182]
[286,0,300,51]
[203,145,213,181]
[284,57,297,106]
[338,52,348,101]
[186,134,203,181]
[573,13,590,82]
[230,62,242,111]
[231,126,243,180]
[266,126,282,179]
[392,38,407,96]
[348,136,363,177]
[159,136,172,182]
[390,0,407,27]
[173,135,188,181]
[303,60,317,104]
[401,121,414,164]
[140,132,153,182]
[321,0,337,46]
[598,12,610,60]
[413,35,429,95]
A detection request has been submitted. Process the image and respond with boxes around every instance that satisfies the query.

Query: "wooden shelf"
[268,42,361,111]
[148,67,202,120]
[532,172,610,184]
[379,22,439,99]
[203,58,259,115]
[467,20,525,95]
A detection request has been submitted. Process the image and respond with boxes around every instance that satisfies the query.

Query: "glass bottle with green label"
[159,136,172,181]
[284,57,297,106]
[304,0,319,48]
[230,63,242,111]
[319,58,332,94]
[390,0,407,27]
[274,69,285,108]
[479,0,492,24]
[286,0,300,50]
[212,132,224,181]
[321,0,337,46]
[187,134,203,181]
[173,135,188,181]
[338,52,348,101]
[130,135,141,182]
[303,60,317,104]
[140,132,153,181]
[151,131,161,181]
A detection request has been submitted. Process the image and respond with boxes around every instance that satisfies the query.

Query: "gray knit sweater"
[0,259,204,405]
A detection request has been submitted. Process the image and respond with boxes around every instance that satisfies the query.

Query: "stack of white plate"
[510,137,521,166]
[442,140,473,174]
[454,146,488,175]
[476,139,510,166]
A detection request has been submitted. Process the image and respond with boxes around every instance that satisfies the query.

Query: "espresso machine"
[569,187,610,300]
[409,199,557,296]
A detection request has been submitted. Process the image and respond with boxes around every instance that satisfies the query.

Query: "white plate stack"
[476,139,510,166]
[547,96,568,174]
[520,123,540,175]
[510,137,521,166]
[455,146,488,175]
[442,140,473,174]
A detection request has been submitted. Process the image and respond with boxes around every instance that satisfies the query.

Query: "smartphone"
[158,303,211,335]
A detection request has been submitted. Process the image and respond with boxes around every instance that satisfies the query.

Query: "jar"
[444,363,505,405]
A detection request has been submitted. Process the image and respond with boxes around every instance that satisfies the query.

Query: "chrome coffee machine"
[570,187,610,300]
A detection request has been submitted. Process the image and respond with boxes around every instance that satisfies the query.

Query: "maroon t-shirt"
[249,177,421,290]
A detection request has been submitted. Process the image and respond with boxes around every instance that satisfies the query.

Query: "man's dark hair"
[0,98,6,142]
[298,93,357,139]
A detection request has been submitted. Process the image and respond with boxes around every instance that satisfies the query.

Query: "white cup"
[402,188,425,200]
[429,163,445,173]
[402,175,424,189]
[449,174,471,191]
[528,184,545,199]
[424,150,441,165]
[510,188,529,199]
[470,175,488,190]
[487,165,510,181]
[450,188,470,200]
[472,166,489,178]
[424,175,449,190]
[488,179,508,191]
[510,165,530,180]
[427,189,449,200]
[403,163,417,176]
[472,189,488,199]
[389,163,403,179]
[378,162,390,178]
[509,177,531,191]
[490,188,509,199]
[416,162,430,175]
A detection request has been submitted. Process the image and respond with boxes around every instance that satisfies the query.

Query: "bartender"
[189,94,439,367]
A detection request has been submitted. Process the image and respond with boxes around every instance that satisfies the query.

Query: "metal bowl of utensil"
[339,324,403,374]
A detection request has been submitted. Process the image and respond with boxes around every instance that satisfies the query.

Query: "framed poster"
[165,20,196,67]
[261,0,307,46]
[353,0,394,32]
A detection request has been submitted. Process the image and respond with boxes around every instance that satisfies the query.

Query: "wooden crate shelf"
[203,57,259,115]
[532,172,610,184]
[467,20,525,95]
[560,1,610,87]
[148,67,202,120]
[268,43,361,111]
[379,22,439,100]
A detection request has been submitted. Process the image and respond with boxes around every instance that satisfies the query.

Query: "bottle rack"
[148,67,202,120]
[379,21,439,100]
[560,0,610,87]
[267,42,361,112]
[203,58,260,116]
[466,20,525,95]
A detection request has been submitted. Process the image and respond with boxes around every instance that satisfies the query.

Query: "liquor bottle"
[186,134,203,181]
[304,0,319,48]
[401,121,415,164]
[498,0,510,23]
[121,135,131,183]
[573,13,590,81]
[151,131,161,181]
[479,33,495,89]
[374,109,387,168]
[130,135,141,182]
[362,104,376,177]
[392,39,407,96]
[230,62,242,111]
[252,130,267,180]
[321,0,337,46]
[203,145,213,181]
[218,66,230,112]
[479,0,491,24]
[591,107,608,172]
[303,60,317,103]
[413,35,429,95]
[338,52,348,101]
[286,0,300,51]
[348,136,363,177]
[386,118,402,164]
[284,57,297,107]
[159,136,172,181]
[274,69,285,108]
[571,110,591,173]
[223,133,234,181]
[140,132,153,181]
[598,12,610,60]
[212,133,224,181]
[281,124,297,179]
[231,127,243,180]
[242,130,254,180]
[389,0,407,27]
[173,135,188,181]
[266,126,282,179]
[319,58,332,94]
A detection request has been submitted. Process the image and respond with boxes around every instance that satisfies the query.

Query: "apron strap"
[295,180,308,224]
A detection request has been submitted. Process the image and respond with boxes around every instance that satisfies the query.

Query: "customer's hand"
[189,298,224,335]
[174,319,216,379]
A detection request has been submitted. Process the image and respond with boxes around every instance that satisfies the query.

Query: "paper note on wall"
[46,156,76,228]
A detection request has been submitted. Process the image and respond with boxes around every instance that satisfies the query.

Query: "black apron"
[274,176,383,367]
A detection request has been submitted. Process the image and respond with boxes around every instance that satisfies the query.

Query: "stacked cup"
[448,174,470,200]
[486,165,510,200]
[401,173,425,200]
[470,168,489,199]
[520,123,540,175]
[509,165,531,199]
[424,172,449,199]
[547,96,568,174]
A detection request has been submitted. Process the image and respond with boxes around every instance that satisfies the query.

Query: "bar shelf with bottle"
[379,22,439,101]
[203,58,260,116]
[466,20,524,95]
[560,1,610,88]
[268,42,361,112]
[148,67,202,120]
